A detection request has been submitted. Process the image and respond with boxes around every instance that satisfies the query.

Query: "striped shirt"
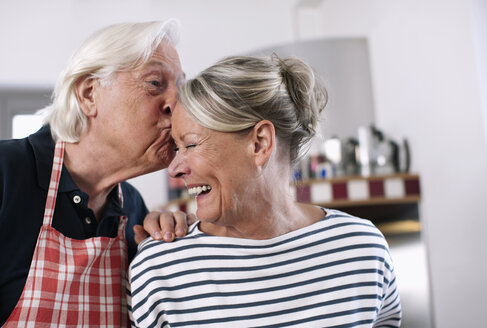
[128,209,401,328]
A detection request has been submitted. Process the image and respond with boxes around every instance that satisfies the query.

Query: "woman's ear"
[75,76,97,117]
[251,120,275,167]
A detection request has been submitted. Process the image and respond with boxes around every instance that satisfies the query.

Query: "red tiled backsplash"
[294,175,420,204]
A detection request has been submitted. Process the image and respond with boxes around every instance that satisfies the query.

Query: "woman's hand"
[133,210,197,244]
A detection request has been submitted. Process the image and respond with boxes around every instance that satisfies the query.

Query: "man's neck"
[62,139,133,221]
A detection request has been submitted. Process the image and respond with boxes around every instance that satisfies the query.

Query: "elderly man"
[0,20,189,326]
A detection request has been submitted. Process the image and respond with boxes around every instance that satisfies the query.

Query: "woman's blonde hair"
[179,55,328,164]
[43,19,180,142]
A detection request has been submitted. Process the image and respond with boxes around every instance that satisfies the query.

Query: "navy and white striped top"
[128,209,401,328]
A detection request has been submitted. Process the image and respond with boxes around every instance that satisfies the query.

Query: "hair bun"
[272,54,328,134]
[273,54,327,137]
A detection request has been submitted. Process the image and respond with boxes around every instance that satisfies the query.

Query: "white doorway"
[0,89,52,139]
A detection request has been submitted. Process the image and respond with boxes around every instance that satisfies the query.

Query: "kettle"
[357,125,410,176]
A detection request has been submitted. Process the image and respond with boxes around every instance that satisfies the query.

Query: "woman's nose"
[168,152,189,178]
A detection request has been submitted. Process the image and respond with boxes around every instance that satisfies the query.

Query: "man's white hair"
[43,19,180,142]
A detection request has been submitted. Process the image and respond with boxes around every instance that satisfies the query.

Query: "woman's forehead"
[171,104,201,136]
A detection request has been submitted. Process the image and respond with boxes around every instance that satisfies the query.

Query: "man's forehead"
[153,42,180,65]
[149,45,184,77]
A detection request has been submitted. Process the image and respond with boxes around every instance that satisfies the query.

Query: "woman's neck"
[200,178,325,240]
[200,202,324,240]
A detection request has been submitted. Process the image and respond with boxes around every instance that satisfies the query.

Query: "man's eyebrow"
[144,61,185,86]
[146,60,165,66]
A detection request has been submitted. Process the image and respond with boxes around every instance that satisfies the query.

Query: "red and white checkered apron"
[4,141,128,327]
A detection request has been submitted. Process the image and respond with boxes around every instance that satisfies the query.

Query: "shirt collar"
[28,125,125,215]
[105,184,126,216]
[28,125,78,193]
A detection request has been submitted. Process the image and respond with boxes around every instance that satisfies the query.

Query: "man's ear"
[251,120,275,167]
[75,76,97,117]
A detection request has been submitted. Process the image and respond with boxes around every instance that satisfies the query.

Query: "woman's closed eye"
[174,144,196,153]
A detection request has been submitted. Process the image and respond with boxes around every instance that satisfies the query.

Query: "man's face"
[92,41,184,173]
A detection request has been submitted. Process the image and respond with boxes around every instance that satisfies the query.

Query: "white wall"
[370,2,487,327]
[470,0,487,149]
[1,0,486,326]
[309,0,487,326]
[0,0,299,85]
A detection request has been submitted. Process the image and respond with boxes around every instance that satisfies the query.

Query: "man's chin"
[150,131,175,169]
[154,146,175,169]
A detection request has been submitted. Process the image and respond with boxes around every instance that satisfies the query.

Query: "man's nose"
[161,83,179,116]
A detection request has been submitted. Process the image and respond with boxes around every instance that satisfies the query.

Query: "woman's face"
[168,103,256,225]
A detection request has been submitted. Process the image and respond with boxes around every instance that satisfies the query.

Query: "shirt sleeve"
[127,281,138,328]
[373,251,402,327]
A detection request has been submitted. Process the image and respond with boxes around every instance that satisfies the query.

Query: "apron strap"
[118,182,124,208]
[117,183,127,239]
[43,140,65,226]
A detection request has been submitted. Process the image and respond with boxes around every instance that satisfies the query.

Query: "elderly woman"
[0,20,190,327]
[128,56,402,327]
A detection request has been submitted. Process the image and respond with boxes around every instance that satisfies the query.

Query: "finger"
[133,225,149,245]
[143,211,165,240]
[173,211,189,237]
[158,211,177,242]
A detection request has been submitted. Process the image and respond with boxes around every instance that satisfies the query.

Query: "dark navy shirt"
[0,125,148,325]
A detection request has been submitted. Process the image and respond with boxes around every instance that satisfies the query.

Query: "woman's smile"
[187,184,212,197]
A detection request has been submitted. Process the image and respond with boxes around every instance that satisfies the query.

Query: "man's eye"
[149,80,161,87]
